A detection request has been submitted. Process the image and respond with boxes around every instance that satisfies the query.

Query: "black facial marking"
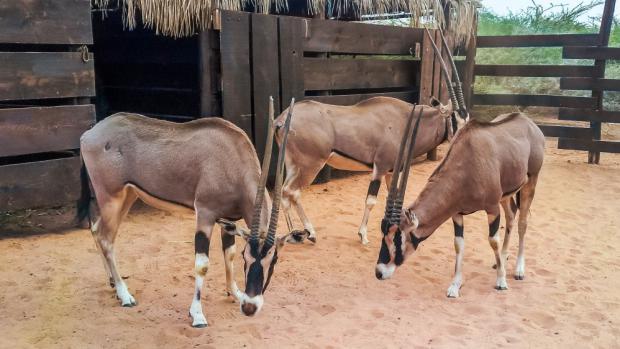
[367,179,381,197]
[196,289,201,301]
[489,215,501,237]
[246,261,264,297]
[263,251,278,293]
[451,114,458,134]
[394,231,404,266]
[453,220,464,238]
[377,236,391,264]
[221,232,235,251]
[410,232,427,249]
[195,231,210,255]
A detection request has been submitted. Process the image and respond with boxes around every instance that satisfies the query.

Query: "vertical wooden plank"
[462,15,478,110]
[589,0,616,164]
[199,29,218,117]
[419,29,434,105]
[251,13,280,160]
[279,16,305,110]
[220,11,253,137]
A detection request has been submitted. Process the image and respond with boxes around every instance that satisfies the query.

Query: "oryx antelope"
[275,29,469,245]
[375,106,545,297]
[80,97,297,327]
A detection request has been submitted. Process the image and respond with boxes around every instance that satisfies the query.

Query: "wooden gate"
[0,0,95,213]
[218,11,451,160]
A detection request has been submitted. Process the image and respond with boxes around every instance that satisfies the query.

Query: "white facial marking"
[376,263,396,280]
[238,293,265,315]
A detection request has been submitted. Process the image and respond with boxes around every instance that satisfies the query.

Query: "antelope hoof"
[358,231,369,245]
[307,234,317,243]
[121,298,137,307]
[446,284,461,298]
[288,229,309,244]
[514,274,525,281]
[116,284,136,307]
[494,279,508,291]
[191,313,208,328]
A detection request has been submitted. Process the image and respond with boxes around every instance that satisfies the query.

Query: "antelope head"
[217,97,299,316]
[375,105,425,280]
[425,28,470,136]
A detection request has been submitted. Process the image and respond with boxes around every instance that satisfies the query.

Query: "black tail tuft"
[77,156,92,227]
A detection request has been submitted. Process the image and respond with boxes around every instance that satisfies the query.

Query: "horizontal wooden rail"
[558,108,620,123]
[537,125,592,139]
[477,34,599,48]
[308,91,418,106]
[473,94,597,108]
[560,77,620,91]
[558,138,620,153]
[303,19,424,54]
[0,156,82,212]
[563,46,620,60]
[304,58,419,91]
[475,64,594,77]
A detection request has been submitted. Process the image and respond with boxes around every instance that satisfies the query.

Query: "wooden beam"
[199,29,220,117]
[475,64,594,77]
[477,34,599,48]
[251,13,280,160]
[0,157,82,212]
[559,108,620,123]
[0,52,95,101]
[560,77,620,91]
[279,16,305,108]
[558,138,620,153]
[303,19,424,54]
[309,91,418,106]
[220,11,252,136]
[563,46,620,60]
[0,105,95,157]
[304,58,419,91]
[0,0,93,44]
[537,125,592,139]
[418,29,435,105]
[473,94,596,108]
[462,15,477,110]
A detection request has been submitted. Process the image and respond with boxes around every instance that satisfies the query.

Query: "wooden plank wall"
[473,10,620,161]
[0,0,95,213]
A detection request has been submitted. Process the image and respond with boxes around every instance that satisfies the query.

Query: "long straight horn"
[395,107,424,207]
[438,28,467,115]
[249,97,276,243]
[384,104,417,222]
[425,29,460,112]
[264,98,295,248]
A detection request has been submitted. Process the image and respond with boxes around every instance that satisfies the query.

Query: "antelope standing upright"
[80,98,298,327]
[274,29,469,245]
[375,108,545,297]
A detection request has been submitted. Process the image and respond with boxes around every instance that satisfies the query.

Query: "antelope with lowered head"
[80,97,298,327]
[375,108,544,297]
[275,29,469,245]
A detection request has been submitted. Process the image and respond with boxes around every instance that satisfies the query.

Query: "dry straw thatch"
[94,0,479,43]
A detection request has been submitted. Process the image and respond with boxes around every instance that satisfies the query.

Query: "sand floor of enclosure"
[1,142,620,348]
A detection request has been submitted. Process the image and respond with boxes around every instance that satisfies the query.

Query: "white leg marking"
[358,195,377,245]
[190,253,209,327]
[223,245,240,301]
[447,236,464,298]
[115,281,136,306]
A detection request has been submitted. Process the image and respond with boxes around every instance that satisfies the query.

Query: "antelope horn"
[384,104,417,222]
[425,29,460,113]
[438,27,467,116]
[394,107,424,211]
[249,96,276,243]
[264,97,295,248]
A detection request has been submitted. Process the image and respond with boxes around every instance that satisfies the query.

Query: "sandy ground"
[1,141,620,349]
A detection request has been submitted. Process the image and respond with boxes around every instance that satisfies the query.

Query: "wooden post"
[462,14,478,110]
[199,29,221,118]
[590,0,616,164]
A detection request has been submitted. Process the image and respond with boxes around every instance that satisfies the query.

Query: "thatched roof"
[94,0,479,43]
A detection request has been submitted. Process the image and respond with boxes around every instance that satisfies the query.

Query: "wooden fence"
[0,0,95,212]
[218,11,452,160]
[472,0,619,163]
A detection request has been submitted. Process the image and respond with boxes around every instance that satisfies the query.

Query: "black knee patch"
[195,231,210,255]
[221,232,235,251]
[367,179,381,197]
[488,215,501,237]
[453,221,464,237]
[196,289,201,301]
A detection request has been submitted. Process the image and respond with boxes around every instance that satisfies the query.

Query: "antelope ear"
[277,230,309,249]
[217,219,250,240]
[402,208,419,230]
